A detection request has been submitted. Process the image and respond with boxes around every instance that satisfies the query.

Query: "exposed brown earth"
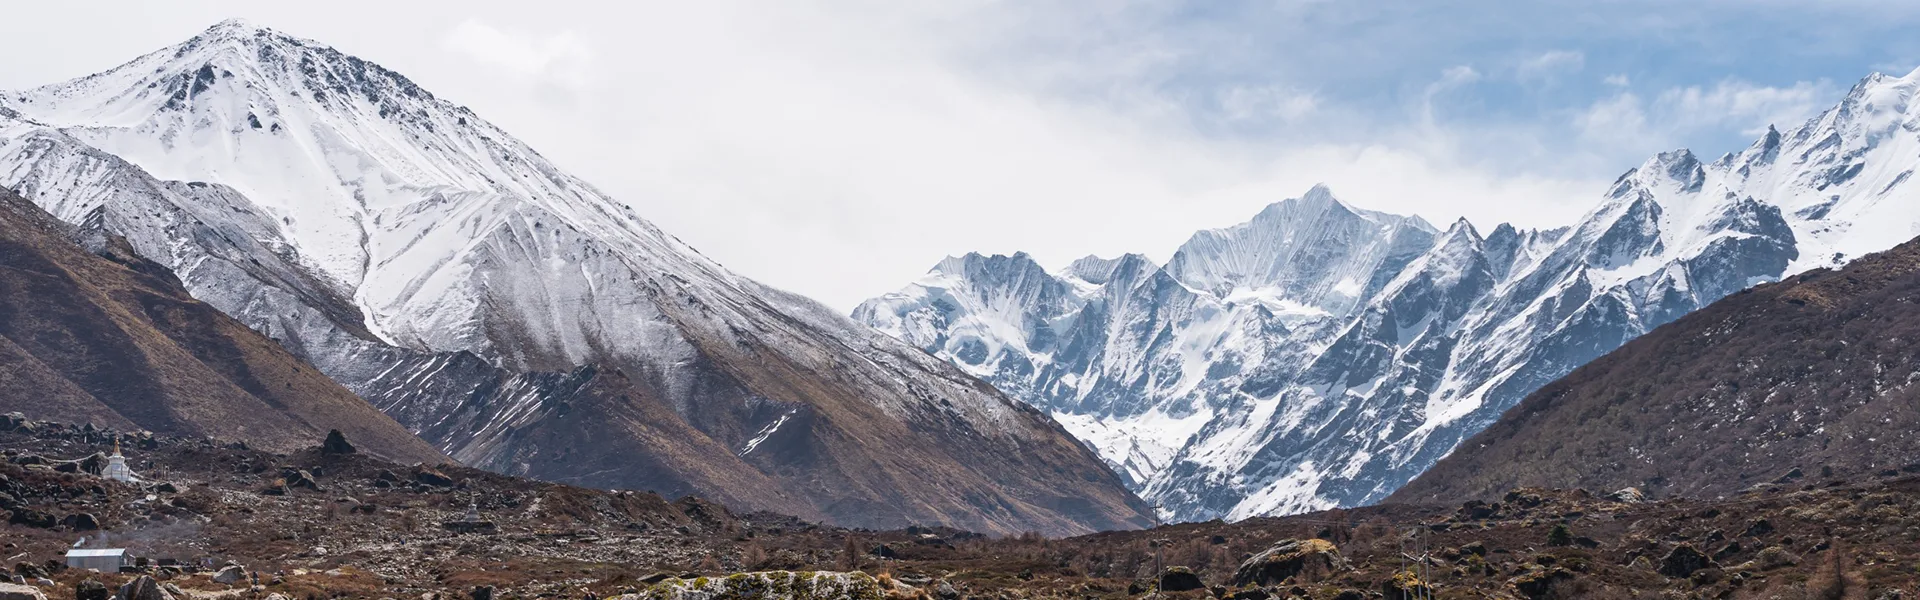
[0,186,444,465]
[5,419,1918,599]
[1393,235,1920,507]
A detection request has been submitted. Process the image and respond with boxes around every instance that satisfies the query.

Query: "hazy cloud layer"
[3,1,1917,309]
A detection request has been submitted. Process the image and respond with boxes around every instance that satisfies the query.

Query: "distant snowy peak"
[1167,184,1439,318]
[7,18,726,360]
[859,66,1920,523]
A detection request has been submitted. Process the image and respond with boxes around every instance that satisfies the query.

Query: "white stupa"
[103,438,137,483]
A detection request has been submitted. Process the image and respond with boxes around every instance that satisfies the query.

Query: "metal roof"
[65,549,127,557]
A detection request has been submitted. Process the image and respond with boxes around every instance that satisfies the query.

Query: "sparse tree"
[1547,523,1573,547]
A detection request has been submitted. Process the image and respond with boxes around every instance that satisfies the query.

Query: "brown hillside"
[0,186,445,464]
[1392,235,1920,505]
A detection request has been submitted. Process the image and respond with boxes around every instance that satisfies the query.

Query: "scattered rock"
[469,586,493,600]
[1233,538,1348,587]
[867,544,897,559]
[1741,518,1775,538]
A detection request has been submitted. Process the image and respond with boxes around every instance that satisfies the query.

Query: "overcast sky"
[8,1,1920,310]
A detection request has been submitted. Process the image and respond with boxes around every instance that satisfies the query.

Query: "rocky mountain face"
[1390,234,1920,506]
[0,19,1151,535]
[856,67,1920,522]
[0,185,446,464]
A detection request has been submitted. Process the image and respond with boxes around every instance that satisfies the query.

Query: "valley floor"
[4,417,1917,599]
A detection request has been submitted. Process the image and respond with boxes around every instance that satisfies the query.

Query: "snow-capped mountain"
[0,19,1152,535]
[856,67,1920,521]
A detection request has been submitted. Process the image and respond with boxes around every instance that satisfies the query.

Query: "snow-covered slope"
[856,67,1920,521]
[0,20,1152,535]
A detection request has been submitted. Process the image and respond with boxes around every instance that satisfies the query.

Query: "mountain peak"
[200,18,272,39]
[1065,253,1155,285]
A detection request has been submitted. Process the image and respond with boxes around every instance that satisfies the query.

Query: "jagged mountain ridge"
[0,19,1152,535]
[856,66,1920,521]
[1391,234,1920,505]
[0,185,447,464]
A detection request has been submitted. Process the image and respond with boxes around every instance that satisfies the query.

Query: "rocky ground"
[3,416,1917,599]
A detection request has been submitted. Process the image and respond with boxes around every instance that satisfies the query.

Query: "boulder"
[9,565,43,580]
[1508,567,1576,599]
[60,513,99,531]
[415,468,456,487]
[7,510,55,529]
[1233,538,1349,587]
[76,579,109,600]
[1657,544,1715,578]
[1158,567,1204,592]
[0,582,46,600]
[1606,487,1646,503]
[1381,571,1432,600]
[320,430,357,455]
[212,565,246,585]
[280,468,319,490]
[470,586,494,600]
[117,576,172,600]
[76,453,108,476]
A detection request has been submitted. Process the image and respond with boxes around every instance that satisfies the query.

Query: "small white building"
[65,548,128,572]
[103,439,136,483]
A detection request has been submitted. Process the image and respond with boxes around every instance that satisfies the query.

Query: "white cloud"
[1574,91,1652,148]
[1577,78,1833,153]
[1658,79,1831,135]
[10,0,1860,311]
[1518,50,1585,80]
[1218,84,1319,122]
[440,19,594,93]
[1419,65,1482,126]
[1603,73,1631,87]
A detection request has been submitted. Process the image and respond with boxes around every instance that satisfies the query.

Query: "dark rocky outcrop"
[320,430,356,455]
[1158,567,1204,592]
[1233,538,1348,587]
